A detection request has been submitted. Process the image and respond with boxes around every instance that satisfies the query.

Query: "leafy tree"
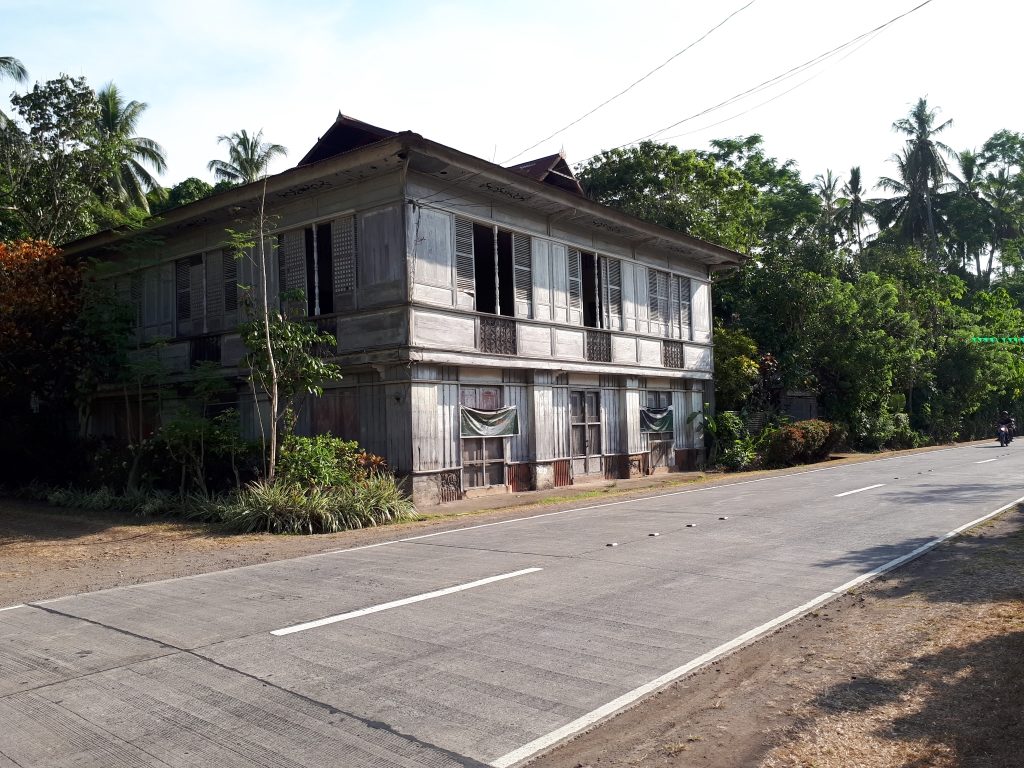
[576,140,759,253]
[208,129,287,185]
[0,240,82,403]
[149,176,237,214]
[712,324,760,411]
[225,185,340,482]
[95,82,167,213]
[0,75,115,243]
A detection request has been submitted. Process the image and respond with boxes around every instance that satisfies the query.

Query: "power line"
[624,0,936,149]
[500,0,758,165]
[658,28,885,144]
[415,0,936,210]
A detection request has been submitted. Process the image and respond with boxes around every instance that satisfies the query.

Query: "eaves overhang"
[400,134,745,269]
[64,130,745,270]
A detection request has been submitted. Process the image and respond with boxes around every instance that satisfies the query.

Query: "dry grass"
[760,524,1024,768]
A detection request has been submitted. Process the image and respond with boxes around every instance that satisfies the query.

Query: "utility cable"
[500,0,758,165]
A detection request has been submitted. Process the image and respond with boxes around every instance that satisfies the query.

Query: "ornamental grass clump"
[216,473,416,535]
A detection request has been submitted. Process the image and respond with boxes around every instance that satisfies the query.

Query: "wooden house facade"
[65,115,744,505]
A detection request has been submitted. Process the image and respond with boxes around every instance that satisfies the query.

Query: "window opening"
[461,386,506,489]
[472,223,497,314]
[570,389,602,475]
[581,252,600,328]
[304,223,334,316]
[496,229,515,317]
[645,390,674,468]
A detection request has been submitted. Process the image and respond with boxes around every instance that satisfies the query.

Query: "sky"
[1,0,1021,198]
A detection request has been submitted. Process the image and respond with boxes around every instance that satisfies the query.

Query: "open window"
[469,222,532,317]
[304,222,334,316]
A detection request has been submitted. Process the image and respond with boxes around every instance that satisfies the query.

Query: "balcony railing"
[585,330,612,362]
[662,340,684,368]
[479,316,518,355]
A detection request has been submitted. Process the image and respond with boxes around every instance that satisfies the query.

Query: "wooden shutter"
[189,257,205,333]
[175,258,191,336]
[223,250,238,327]
[205,250,224,332]
[512,232,532,318]
[633,264,648,334]
[550,243,568,323]
[677,275,691,341]
[331,214,356,311]
[158,262,175,338]
[647,268,660,333]
[669,273,681,339]
[567,248,583,325]
[691,280,711,343]
[454,216,475,309]
[531,238,552,321]
[601,256,622,330]
[278,229,306,317]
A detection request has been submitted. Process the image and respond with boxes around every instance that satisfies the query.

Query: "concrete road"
[2,443,1021,767]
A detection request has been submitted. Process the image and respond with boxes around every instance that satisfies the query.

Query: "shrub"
[719,436,757,470]
[886,413,921,449]
[764,425,807,467]
[277,434,363,487]
[763,419,844,467]
[215,474,417,534]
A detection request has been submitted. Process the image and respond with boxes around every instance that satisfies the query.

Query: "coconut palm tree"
[946,149,992,278]
[207,129,287,184]
[891,98,954,258]
[836,166,871,252]
[95,83,167,212]
[0,56,27,84]
[0,56,28,125]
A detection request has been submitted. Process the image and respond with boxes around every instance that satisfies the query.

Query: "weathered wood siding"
[358,204,406,306]
[504,383,530,462]
[552,385,571,459]
[411,381,459,471]
[600,386,623,455]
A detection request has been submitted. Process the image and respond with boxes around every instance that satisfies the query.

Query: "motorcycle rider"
[997,410,1015,443]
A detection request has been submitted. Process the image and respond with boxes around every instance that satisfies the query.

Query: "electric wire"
[501,0,758,165]
[413,0,936,211]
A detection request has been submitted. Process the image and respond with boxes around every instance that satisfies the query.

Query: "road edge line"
[488,493,1024,768]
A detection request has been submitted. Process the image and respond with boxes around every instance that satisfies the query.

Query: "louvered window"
[223,252,238,313]
[332,215,356,294]
[454,217,475,295]
[512,233,532,318]
[601,256,622,330]
[568,248,583,318]
[278,229,306,317]
[676,275,691,341]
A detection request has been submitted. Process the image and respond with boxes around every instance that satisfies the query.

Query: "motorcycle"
[997,418,1016,446]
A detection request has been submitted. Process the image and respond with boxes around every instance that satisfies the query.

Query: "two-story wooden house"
[65,114,743,505]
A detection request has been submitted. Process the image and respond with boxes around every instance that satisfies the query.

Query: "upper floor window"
[278,216,355,317]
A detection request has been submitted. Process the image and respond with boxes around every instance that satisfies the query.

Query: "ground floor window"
[461,385,505,488]
[644,391,674,468]
[571,389,602,475]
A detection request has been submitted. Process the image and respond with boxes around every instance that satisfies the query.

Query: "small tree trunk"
[255,180,280,482]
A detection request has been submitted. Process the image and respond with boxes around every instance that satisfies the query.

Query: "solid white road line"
[975,458,998,464]
[834,483,886,497]
[271,567,542,636]
[0,604,26,613]
[489,494,1024,768]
